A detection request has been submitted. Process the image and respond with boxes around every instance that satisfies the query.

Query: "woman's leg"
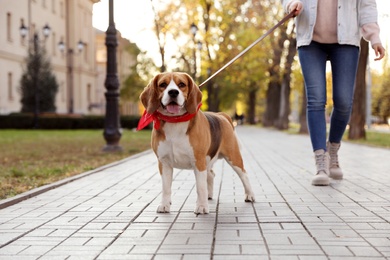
[327,44,359,180]
[298,42,331,186]
[328,45,359,143]
[298,42,329,151]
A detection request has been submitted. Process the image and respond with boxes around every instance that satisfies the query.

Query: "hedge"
[0,114,145,129]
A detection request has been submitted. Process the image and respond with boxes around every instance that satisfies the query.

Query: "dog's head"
[140,72,202,115]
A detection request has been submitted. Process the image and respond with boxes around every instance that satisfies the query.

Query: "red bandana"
[136,103,202,131]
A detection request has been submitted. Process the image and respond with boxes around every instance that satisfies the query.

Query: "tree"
[262,19,289,127]
[372,53,390,124]
[120,44,153,102]
[372,76,390,123]
[19,38,59,114]
[147,0,295,123]
[299,84,308,134]
[349,38,369,140]
[275,29,296,130]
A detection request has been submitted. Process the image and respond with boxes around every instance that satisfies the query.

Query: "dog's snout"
[168,89,179,98]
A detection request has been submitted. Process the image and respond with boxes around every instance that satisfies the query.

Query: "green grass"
[343,130,390,148]
[287,123,390,149]
[0,129,151,199]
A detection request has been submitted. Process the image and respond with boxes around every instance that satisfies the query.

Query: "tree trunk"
[276,78,291,130]
[262,22,289,127]
[276,37,296,130]
[299,83,308,134]
[247,87,257,124]
[207,82,219,112]
[263,80,281,126]
[348,38,368,140]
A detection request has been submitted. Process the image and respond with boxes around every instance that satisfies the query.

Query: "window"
[52,0,56,13]
[8,73,13,101]
[7,13,12,42]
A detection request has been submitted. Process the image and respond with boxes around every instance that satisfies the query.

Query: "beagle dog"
[138,72,255,214]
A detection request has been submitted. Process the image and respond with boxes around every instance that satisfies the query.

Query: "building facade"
[0,0,100,115]
[0,0,140,116]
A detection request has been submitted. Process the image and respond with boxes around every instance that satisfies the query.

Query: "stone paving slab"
[0,126,389,259]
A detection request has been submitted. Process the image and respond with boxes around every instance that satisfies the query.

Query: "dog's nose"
[168,89,179,98]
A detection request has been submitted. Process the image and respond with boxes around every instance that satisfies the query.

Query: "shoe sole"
[312,174,330,186]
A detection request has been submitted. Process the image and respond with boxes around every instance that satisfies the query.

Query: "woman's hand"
[289,1,303,17]
[372,43,386,61]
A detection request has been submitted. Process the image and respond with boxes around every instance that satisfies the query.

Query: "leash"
[198,12,295,88]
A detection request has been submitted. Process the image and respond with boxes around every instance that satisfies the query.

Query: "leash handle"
[198,12,295,88]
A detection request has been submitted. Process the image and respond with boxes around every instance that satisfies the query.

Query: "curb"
[0,149,153,210]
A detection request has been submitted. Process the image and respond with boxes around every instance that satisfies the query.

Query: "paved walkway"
[0,126,389,260]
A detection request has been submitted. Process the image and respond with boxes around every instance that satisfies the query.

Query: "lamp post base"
[102,144,123,152]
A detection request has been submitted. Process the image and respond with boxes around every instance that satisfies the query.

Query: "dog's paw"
[244,193,255,202]
[157,204,171,213]
[194,204,209,215]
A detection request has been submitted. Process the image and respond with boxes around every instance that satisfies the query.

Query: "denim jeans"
[298,41,359,151]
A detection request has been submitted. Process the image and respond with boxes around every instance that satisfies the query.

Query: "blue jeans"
[298,41,359,151]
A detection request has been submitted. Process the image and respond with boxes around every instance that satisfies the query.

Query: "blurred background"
[1,0,389,131]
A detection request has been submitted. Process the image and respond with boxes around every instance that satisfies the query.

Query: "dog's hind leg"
[230,163,255,202]
[223,153,255,202]
[207,168,215,200]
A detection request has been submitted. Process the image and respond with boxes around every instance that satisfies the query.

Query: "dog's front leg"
[194,169,209,214]
[157,163,173,213]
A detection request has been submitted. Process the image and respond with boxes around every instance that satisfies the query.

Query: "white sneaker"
[312,149,330,186]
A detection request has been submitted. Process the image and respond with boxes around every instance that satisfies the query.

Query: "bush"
[0,114,144,130]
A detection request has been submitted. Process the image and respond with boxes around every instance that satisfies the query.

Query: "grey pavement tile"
[16,245,54,256]
[0,245,29,255]
[328,257,386,260]
[365,237,390,247]
[157,244,211,254]
[99,254,154,260]
[267,244,324,255]
[0,127,389,259]
[213,256,269,260]
[10,236,65,246]
[348,246,384,257]
[315,237,371,247]
[321,245,354,256]
[129,244,160,254]
[163,233,213,245]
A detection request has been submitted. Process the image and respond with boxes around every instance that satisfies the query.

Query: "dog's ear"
[184,73,202,114]
[140,74,161,114]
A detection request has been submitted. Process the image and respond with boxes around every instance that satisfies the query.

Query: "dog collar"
[136,103,202,131]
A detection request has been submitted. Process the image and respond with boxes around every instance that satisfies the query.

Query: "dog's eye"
[159,82,168,88]
[178,82,186,88]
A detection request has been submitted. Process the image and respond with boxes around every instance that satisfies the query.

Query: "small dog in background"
[138,72,255,214]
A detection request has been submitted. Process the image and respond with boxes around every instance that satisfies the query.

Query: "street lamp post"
[20,22,51,128]
[58,39,85,114]
[103,0,122,152]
